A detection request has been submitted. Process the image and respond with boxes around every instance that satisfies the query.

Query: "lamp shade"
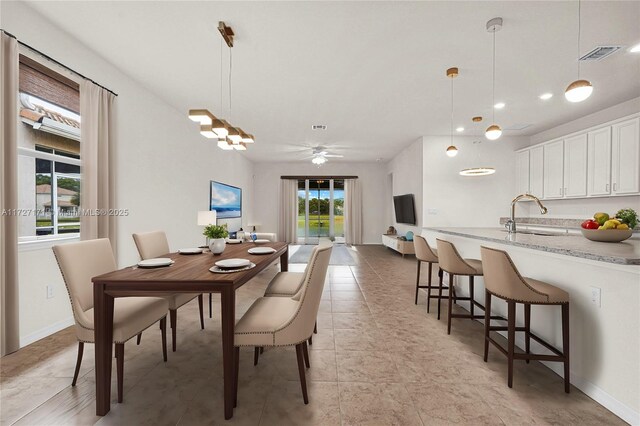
[446,145,458,157]
[197,210,217,226]
[485,124,502,141]
[564,79,593,103]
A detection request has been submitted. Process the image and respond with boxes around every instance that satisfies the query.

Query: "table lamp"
[198,210,217,246]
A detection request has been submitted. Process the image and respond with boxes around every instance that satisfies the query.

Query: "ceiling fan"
[310,146,343,165]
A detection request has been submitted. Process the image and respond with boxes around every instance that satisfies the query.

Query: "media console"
[381,234,415,257]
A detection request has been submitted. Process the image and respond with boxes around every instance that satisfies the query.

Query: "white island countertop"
[424,227,640,265]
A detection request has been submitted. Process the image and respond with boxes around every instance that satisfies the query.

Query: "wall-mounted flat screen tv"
[393,194,416,225]
[210,181,242,218]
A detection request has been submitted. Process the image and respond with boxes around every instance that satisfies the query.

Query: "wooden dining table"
[91,241,288,420]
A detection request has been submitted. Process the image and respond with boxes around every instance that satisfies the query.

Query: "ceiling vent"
[579,46,621,61]
[312,125,327,130]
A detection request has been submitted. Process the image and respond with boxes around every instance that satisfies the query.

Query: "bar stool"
[480,246,570,393]
[436,239,494,335]
[413,236,447,319]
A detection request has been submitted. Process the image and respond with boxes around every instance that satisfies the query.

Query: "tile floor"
[0,245,624,425]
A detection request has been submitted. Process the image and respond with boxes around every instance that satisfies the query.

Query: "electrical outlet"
[590,286,601,307]
[46,285,54,299]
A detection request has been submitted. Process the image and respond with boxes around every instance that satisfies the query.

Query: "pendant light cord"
[492,30,496,123]
[450,74,454,146]
[220,37,224,113]
[229,46,233,119]
[577,0,581,77]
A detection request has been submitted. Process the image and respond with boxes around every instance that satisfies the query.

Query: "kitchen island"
[422,227,640,424]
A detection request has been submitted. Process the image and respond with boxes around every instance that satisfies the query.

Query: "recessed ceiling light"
[456,127,464,132]
[494,102,505,109]
[630,43,640,53]
[539,93,553,100]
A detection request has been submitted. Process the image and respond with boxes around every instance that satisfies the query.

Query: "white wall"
[3,2,254,345]
[422,135,530,228]
[523,97,640,219]
[252,161,388,244]
[386,138,422,236]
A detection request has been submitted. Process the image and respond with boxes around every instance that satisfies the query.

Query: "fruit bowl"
[581,229,633,243]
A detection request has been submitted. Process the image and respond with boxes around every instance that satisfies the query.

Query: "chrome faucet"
[505,193,548,234]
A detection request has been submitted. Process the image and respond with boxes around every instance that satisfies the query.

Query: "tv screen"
[210,181,242,218]
[393,194,416,225]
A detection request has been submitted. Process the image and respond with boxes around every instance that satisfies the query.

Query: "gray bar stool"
[413,236,447,319]
[480,246,570,393]
[436,239,498,335]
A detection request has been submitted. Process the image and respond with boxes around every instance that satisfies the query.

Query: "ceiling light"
[446,67,459,158]
[233,142,247,151]
[312,156,326,165]
[217,139,234,150]
[200,124,217,139]
[630,43,640,53]
[211,119,228,138]
[565,0,593,103]
[189,109,213,125]
[539,93,553,100]
[485,124,502,140]
[565,79,593,103]
[485,17,503,141]
[472,116,483,122]
[494,102,505,109]
[459,167,496,176]
[456,127,464,132]
[227,126,242,144]
[239,130,254,143]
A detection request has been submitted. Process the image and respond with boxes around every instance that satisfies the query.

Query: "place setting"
[136,258,175,268]
[209,258,256,274]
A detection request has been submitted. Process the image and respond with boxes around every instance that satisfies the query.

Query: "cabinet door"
[515,150,530,194]
[612,118,640,195]
[529,146,544,197]
[563,133,588,198]
[587,127,612,196]
[543,140,564,199]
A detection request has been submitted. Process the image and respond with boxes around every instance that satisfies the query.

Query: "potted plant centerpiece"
[204,224,229,255]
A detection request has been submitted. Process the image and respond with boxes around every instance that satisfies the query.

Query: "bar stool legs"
[562,303,570,394]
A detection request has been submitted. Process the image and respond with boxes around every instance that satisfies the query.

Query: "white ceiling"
[24,1,640,162]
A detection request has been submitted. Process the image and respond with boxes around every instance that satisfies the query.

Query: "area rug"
[289,244,357,265]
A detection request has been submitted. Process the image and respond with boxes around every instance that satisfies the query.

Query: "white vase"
[209,238,226,255]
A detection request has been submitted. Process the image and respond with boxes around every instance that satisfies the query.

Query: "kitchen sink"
[502,230,566,237]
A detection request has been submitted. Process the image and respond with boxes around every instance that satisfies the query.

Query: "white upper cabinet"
[543,140,564,199]
[563,133,588,198]
[611,117,640,195]
[515,150,530,194]
[587,127,612,196]
[529,146,544,198]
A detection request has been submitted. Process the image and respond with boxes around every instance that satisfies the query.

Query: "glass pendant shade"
[446,146,458,157]
[199,124,217,139]
[485,124,502,140]
[189,109,213,125]
[564,79,593,103]
[217,139,234,150]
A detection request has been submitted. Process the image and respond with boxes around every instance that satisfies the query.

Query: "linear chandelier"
[189,22,255,151]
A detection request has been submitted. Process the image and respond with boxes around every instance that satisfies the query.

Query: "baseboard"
[19,317,74,348]
[441,295,639,425]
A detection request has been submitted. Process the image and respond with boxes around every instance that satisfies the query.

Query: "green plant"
[203,224,228,239]
[616,208,638,229]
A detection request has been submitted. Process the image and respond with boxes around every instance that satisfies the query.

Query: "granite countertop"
[424,227,640,266]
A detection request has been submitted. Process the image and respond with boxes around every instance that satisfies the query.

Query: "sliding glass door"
[297,179,345,244]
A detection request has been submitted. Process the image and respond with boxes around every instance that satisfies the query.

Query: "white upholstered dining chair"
[53,238,169,403]
[132,231,205,352]
[234,243,332,405]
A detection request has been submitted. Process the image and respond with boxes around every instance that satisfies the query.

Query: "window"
[296,179,345,244]
[17,55,81,242]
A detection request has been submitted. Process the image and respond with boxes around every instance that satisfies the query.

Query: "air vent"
[311,125,327,130]
[579,46,621,61]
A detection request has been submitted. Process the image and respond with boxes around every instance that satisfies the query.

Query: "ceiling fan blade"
[324,154,344,158]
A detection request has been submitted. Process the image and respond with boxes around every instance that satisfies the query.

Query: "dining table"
[91,241,289,420]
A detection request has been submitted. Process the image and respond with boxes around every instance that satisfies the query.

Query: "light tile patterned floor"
[0,245,624,425]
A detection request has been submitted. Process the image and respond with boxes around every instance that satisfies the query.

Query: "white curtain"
[80,80,117,248]
[279,179,298,243]
[0,32,20,355]
[344,179,362,245]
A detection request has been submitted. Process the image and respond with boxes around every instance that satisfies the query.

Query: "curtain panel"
[80,80,117,249]
[344,179,363,245]
[0,33,20,355]
[279,179,298,244]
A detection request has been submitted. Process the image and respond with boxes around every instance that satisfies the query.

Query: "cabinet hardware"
[613,183,617,192]
[606,184,609,192]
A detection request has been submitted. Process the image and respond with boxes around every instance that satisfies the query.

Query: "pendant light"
[459,141,496,176]
[565,0,593,102]
[445,67,459,157]
[485,17,503,141]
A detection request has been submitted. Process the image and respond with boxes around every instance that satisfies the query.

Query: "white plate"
[215,258,251,269]
[138,258,174,268]
[253,239,270,244]
[248,247,276,255]
[209,263,256,274]
[178,248,203,254]
[226,239,242,244]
